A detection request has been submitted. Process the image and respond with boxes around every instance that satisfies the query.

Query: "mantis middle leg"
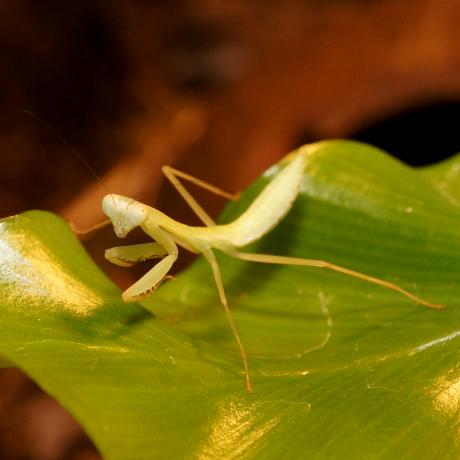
[70,219,112,237]
[202,249,252,393]
[162,165,239,227]
[233,252,445,310]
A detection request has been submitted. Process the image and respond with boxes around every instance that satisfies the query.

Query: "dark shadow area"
[350,101,460,166]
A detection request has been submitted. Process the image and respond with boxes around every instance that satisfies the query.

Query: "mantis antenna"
[19,109,113,234]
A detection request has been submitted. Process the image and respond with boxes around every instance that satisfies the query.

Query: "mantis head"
[102,194,148,238]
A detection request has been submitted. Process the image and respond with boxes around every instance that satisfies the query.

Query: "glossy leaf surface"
[0,141,458,459]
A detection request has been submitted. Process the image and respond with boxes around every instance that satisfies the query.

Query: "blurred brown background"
[2,1,460,458]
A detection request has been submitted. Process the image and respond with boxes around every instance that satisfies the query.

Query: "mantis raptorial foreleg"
[122,254,178,301]
[105,242,168,267]
[162,165,239,227]
[233,252,444,310]
[112,225,179,301]
[202,249,252,393]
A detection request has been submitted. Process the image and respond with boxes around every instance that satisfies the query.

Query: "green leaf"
[0,140,458,459]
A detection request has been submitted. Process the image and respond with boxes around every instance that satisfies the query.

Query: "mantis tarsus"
[101,144,444,393]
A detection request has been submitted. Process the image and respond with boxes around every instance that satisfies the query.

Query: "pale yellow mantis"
[101,144,444,394]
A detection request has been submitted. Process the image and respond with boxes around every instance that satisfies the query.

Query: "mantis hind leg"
[233,252,445,310]
[162,165,239,227]
[202,249,252,393]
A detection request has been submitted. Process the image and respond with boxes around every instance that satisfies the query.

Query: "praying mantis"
[101,144,444,393]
